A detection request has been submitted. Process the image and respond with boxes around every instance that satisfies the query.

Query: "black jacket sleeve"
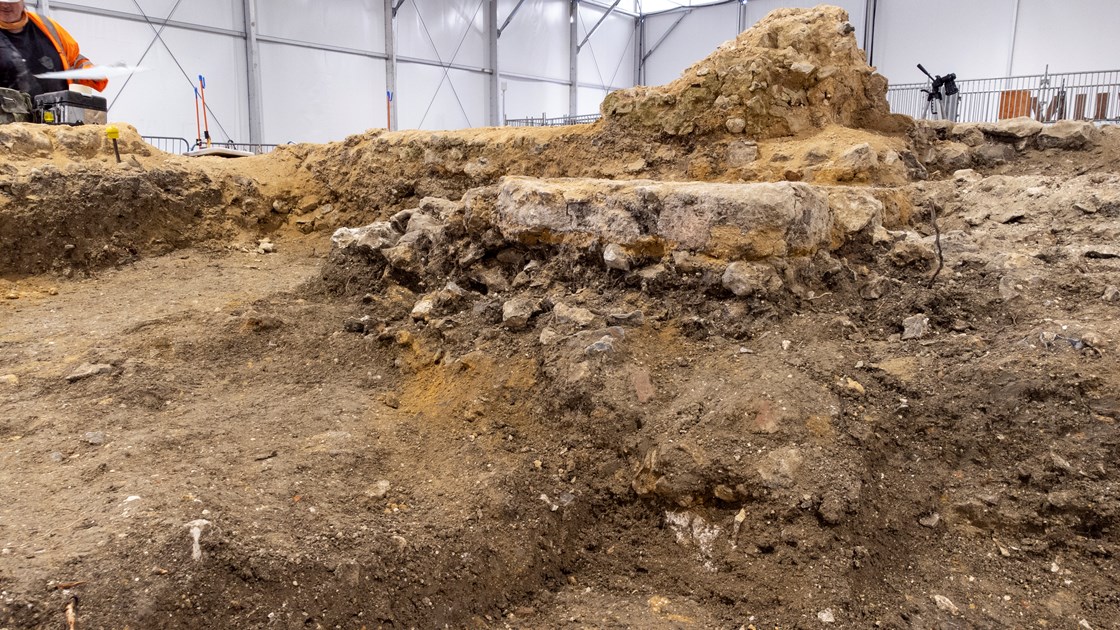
[0,35,34,94]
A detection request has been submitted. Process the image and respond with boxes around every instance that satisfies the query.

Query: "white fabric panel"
[743,0,865,50]
[500,77,569,122]
[578,4,636,90]
[258,0,384,51]
[396,0,488,69]
[55,9,249,142]
[578,85,610,116]
[397,64,489,130]
[259,42,385,143]
[52,0,242,32]
[873,0,1015,85]
[1010,0,1120,75]
[497,0,569,80]
[642,4,738,87]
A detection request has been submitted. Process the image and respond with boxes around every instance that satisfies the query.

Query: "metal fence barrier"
[142,136,283,155]
[506,113,601,127]
[887,69,1120,124]
[142,135,192,154]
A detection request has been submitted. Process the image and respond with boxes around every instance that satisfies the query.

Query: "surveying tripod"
[918,63,960,121]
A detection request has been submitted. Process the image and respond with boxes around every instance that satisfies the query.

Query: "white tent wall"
[575,2,637,115]
[496,0,570,121]
[256,0,386,143]
[871,0,1017,85]
[640,4,739,87]
[1008,0,1120,76]
[49,1,250,144]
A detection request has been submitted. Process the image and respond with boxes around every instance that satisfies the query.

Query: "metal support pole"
[569,0,578,116]
[242,0,264,145]
[634,16,644,86]
[384,0,399,130]
[738,0,746,33]
[1006,0,1021,77]
[577,0,621,51]
[863,0,877,66]
[38,0,51,16]
[498,0,528,37]
[487,0,499,126]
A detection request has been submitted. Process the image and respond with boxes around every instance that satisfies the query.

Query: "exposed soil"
[2,6,1119,630]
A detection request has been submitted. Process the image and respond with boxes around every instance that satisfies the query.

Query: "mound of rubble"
[602,6,907,139]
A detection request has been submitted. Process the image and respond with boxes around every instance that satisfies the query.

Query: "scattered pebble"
[931,594,959,615]
[0,374,18,386]
[83,431,106,446]
[1103,286,1119,302]
[256,239,277,254]
[65,363,113,383]
[919,512,941,528]
[366,480,391,499]
[817,608,835,623]
[901,314,930,340]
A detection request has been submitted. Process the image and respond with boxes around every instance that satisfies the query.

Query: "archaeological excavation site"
[1,6,1119,629]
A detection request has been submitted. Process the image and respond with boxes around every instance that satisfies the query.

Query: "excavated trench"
[2,5,1119,628]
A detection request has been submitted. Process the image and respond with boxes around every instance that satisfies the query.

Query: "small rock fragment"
[411,296,435,320]
[0,374,18,386]
[607,311,643,326]
[66,363,113,383]
[1103,286,1119,302]
[722,261,781,297]
[256,239,276,254]
[585,335,615,355]
[725,118,746,134]
[502,298,536,330]
[817,608,835,623]
[931,594,959,615]
[602,244,631,271]
[919,512,941,528]
[554,302,596,327]
[841,377,865,396]
[901,314,930,341]
[83,431,106,445]
[366,480,391,498]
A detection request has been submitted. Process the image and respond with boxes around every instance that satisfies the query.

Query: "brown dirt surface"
[2,5,1119,629]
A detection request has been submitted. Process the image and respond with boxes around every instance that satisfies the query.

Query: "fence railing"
[887,69,1120,124]
[142,136,192,154]
[506,113,601,127]
[141,136,282,155]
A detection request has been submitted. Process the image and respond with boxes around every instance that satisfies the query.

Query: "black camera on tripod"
[918,63,960,121]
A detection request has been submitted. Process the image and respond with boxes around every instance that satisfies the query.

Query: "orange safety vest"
[25,11,107,92]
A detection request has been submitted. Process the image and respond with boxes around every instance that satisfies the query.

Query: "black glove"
[0,35,33,94]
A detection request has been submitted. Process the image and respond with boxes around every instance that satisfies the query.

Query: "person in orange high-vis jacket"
[0,0,106,97]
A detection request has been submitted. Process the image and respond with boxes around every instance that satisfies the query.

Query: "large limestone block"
[492,176,834,260]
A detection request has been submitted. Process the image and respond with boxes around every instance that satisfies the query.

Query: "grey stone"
[636,264,667,282]
[727,140,759,166]
[256,239,276,254]
[901,314,930,341]
[365,480,391,498]
[791,61,816,75]
[502,298,536,330]
[411,295,436,320]
[919,512,941,528]
[330,222,400,253]
[828,189,884,236]
[1103,286,1119,302]
[607,311,644,325]
[602,244,631,271]
[757,447,803,488]
[835,143,878,177]
[1037,120,1102,150]
[66,363,113,383]
[931,594,960,615]
[83,431,105,445]
[984,116,1044,140]
[722,261,782,297]
[553,302,596,327]
[935,142,973,171]
[725,117,746,134]
[585,335,616,355]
